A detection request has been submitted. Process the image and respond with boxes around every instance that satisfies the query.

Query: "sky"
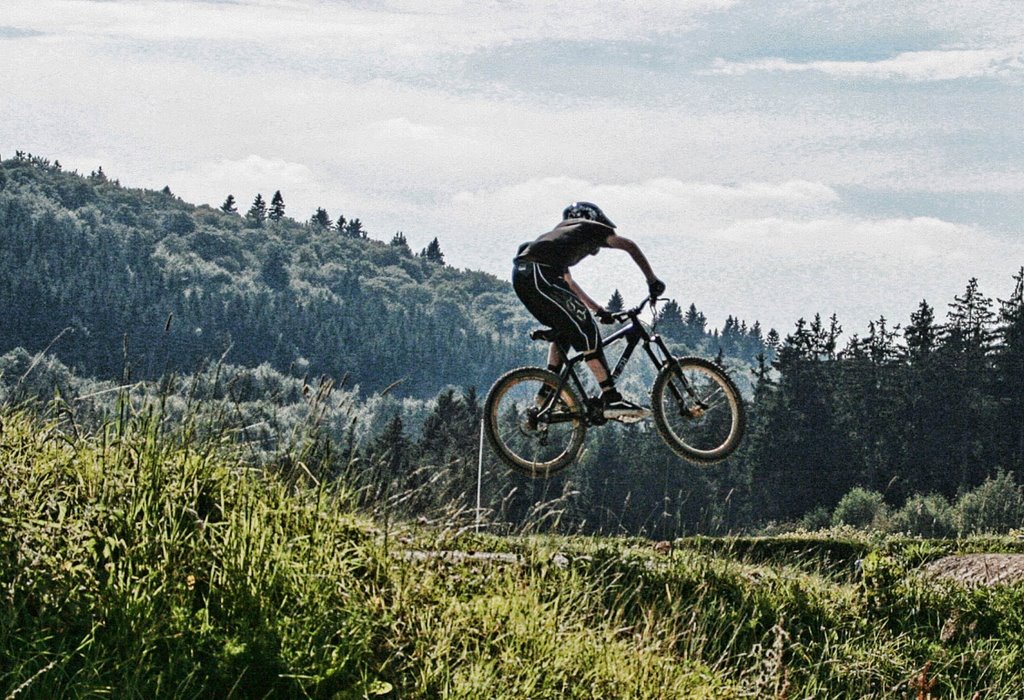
[2,0,1023,336]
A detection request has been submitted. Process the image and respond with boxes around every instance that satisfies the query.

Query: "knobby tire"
[484,366,587,478]
[651,356,745,464]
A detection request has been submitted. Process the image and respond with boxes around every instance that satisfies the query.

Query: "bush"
[955,471,1024,535]
[832,488,889,530]
[890,493,956,538]
[799,505,831,532]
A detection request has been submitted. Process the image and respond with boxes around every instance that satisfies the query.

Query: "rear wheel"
[484,367,587,477]
[651,357,745,464]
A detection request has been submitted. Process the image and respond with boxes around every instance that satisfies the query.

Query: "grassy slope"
[2,409,1023,699]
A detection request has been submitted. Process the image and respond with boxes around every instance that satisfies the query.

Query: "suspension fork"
[645,334,698,407]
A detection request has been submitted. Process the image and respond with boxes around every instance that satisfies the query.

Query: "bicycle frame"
[538,300,687,425]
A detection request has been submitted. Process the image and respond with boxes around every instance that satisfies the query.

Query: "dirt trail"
[923,554,1024,586]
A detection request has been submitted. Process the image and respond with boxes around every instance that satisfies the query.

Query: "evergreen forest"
[3,152,1024,538]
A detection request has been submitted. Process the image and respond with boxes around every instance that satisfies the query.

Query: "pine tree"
[657,299,685,340]
[365,414,413,503]
[944,277,995,352]
[344,218,365,239]
[752,351,773,399]
[246,193,267,227]
[269,190,286,221]
[684,303,707,342]
[421,237,445,265]
[310,207,332,229]
[390,231,412,256]
[606,289,624,312]
[995,268,1024,474]
[220,194,238,215]
[260,245,290,290]
[904,300,937,360]
[936,278,997,492]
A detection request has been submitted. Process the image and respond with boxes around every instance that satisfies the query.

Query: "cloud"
[166,156,317,209]
[708,46,1024,82]
[433,177,1024,333]
[449,177,842,236]
[0,26,45,39]
[4,0,735,54]
[4,0,1022,336]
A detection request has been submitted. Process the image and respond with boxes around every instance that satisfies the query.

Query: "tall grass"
[4,402,1024,698]
[0,406,382,698]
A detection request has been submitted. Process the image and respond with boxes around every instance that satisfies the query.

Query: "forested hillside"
[0,153,529,397]
[3,152,1024,536]
[0,153,767,398]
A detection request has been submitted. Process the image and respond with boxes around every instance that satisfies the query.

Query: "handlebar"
[609,296,664,324]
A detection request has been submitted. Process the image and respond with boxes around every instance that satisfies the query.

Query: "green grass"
[3,407,1024,698]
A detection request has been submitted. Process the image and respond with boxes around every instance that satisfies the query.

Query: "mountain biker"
[513,201,666,420]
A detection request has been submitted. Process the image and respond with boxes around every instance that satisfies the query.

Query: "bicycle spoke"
[652,358,744,463]
[486,369,586,476]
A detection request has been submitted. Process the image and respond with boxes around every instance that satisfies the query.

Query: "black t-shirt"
[515,219,614,273]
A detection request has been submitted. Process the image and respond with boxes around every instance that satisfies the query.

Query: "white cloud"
[3,0,1023,336]
[166,155,317,209]
[433,178,1024,333]
[4,0,736,54]
[709,46,1024,82]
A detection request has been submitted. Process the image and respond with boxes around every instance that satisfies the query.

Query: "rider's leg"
[547,343,564,372]
[536,343,565,406]
[586,349,646,417]
[584,350,616,398]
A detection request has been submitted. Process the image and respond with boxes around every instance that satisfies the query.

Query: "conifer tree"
[310,207,332,230]
[269,190,286,220]
[606,289,624,312]
[344,218,365,239]
[220,194,238,215]
[246,193,267,227]
[657,299,685,339]
[684,303,707,335]
[944,277,995,352]
[995,268,1024,473]
[904,300,937,360]
[390,231,412,256]
[420,237,445,265]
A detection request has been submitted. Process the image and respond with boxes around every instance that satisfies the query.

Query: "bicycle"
[484,297,746,477]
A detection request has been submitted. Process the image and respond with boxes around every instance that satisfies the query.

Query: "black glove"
[648,278,666,299]
[595,308,616,324]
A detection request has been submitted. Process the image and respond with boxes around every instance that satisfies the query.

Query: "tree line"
[16,152,1018,537]
[0,153,769,399]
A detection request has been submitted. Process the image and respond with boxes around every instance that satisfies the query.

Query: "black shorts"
[512,260,601,354]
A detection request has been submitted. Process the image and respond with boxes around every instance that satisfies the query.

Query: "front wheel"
[651,357,745,464]
[484,367,587,478]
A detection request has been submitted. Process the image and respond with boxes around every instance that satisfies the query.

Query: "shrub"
[832,488,889,530]
[955,471,1024,535]
[799,505,831,532]
[890,493,956,538]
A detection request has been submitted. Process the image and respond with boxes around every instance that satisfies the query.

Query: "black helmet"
[562,201,616,228]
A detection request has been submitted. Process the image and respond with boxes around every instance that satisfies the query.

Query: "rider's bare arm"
[606,234,658,284]
[563,271,603,312]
